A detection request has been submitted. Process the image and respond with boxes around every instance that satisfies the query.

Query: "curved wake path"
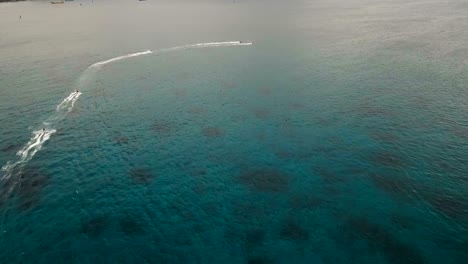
[0,93,80,180]
[90,50,153,68]
[0,40,252,192]
[88,41,252,69]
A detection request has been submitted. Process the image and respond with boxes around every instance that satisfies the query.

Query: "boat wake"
[160,41,253,53]
[2,129,57,173]
[90,50,153,68]
[89,41,252,68]
[56,91,82,112]
[1,40,252,195]
[1,91,81,180]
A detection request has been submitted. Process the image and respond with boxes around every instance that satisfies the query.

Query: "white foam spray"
[56,91,82,111]
[87,41,252,69]
[1,92,83,181]
[1,40,252,187]
[3,129,57,170]
[160,41,253,53]
[90,50,153,68]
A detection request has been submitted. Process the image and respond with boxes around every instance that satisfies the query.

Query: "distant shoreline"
[0,0,27,3]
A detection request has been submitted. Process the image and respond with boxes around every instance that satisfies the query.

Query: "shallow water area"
[0,0,467,263]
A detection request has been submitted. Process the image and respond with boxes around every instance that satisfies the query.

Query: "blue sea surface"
[0,0,467,263]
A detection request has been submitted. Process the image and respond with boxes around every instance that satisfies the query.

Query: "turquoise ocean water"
[0,0,467,263]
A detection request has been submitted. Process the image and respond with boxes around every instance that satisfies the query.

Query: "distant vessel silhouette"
[50,1,64,4]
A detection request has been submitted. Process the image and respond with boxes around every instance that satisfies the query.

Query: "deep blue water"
[0,0,467,263]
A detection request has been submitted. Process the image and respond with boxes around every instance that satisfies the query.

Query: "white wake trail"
[68,92,82,112]
[16,129,56,164]
[0,92,81,180]
[1,90,82,180]
[161,41,253,53]
[1,40,252,183]
[1,129,56,177]
[56,91,82,111]
[87,41,252,69]
[90,50,153,68]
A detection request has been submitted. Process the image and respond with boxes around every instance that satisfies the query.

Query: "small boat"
[50,1,64,4]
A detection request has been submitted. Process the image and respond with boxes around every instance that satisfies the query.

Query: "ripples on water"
[0,0,467,263]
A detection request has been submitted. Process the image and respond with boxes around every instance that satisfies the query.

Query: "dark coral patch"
[315,117,336,126]
[188,106,206,114]
[274,149,295,159]
[177,71,190,80]
[343,216,424,264]
[202,127,224,137]
[317,168,347,185]
[81,215,108,238]
[16,167,51,210]
[390,214,414,230]
[224,227,243,243]
[257,87,272,96]
[327,136,345,145]
[238,169,289,192]
[369,130,399,143]
[222,81,236,90]
[248,256,274,264]
[353,102,396,117]
[1,144,17,153]
[54,128,66,137]
[291,102,306,109]
[119,216,145,236]
[129,168,153,184]
[192,183,207,195]
[450,125,468,138]
[253,109,270,119]
[174,88,187,98]
[0,179,15,208]
[369,174,411,196]
[68,108,80,116]
[255,132,266,141]
[289,194,323,209]
[411,96,432,109]
[324,185,342,196]
[113,136,129,144]
[425,194,468,219]
[151,120,173,135]
[280,218,309,241]
[233,203,269,219]
[369,151,407,168]
[279,127,295,139]
[167,197,194,220]
[190,167,207,177]
[202,202,221,216]
[246,229,266,246]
